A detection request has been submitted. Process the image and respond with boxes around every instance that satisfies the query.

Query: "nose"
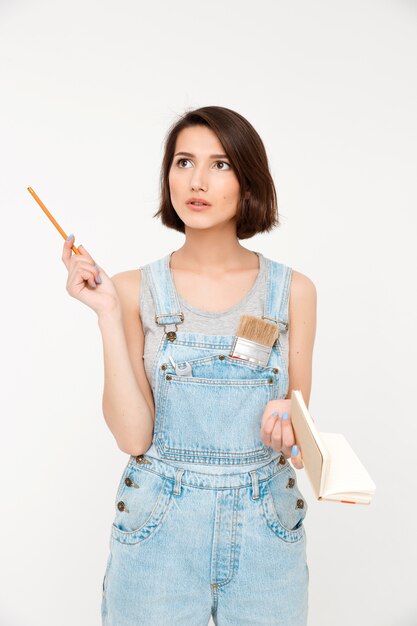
[190,167,208,192]
[191,181,207,192]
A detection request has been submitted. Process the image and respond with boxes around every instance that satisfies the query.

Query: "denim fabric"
[101,253,309,625]
[139,251,269,393]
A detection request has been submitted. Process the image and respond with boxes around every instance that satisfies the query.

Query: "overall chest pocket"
[154,353,280,465]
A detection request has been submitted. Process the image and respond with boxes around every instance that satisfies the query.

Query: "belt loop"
[249,470,260,500]
[173,468,184,496]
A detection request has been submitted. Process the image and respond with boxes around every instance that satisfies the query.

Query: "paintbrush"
[229,315,280,367]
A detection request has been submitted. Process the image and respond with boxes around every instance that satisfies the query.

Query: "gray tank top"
[140,250,275,391]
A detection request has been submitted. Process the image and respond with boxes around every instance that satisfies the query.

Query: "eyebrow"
[174,151,229,159]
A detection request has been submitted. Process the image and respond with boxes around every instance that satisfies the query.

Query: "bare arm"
[99,270,155,455]
[285,270,317,407]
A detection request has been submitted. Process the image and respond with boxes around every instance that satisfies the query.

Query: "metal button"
[296,499,304,509]
[166,331,176,341]
[166,374,172,380]
[268,378,273,384]
[218,355,225,360]
[161,363,167,370]
[273,368,279,374]
[287,478,295,488]
[117,501,126,512]
[135,454,152,465]
[278,454,286,465]
[125,476,140,488]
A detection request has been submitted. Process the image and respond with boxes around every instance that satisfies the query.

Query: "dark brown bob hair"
[153,105,280,240]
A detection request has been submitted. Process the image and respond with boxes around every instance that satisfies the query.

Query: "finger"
[76,244,104,285]
[260,410,279,446]
[94,262,108,280]
[260,403,276,430]
[74,259,102,285]
[291,444,304,470]
[269,417,283,452]
[62,234,75,270]
[68,265,97,292]
[281,412,295,451]
[79,267,98,289]
[261,399,291,431]
[77,243,95,264]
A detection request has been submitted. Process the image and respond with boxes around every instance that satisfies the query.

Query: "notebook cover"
[290,390,329,499]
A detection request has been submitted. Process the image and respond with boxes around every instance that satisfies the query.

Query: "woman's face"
[168,125,242,231]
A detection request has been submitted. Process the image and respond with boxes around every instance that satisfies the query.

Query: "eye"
[214,161,231,171]
[176,158,191,168]
[175,158,231,171]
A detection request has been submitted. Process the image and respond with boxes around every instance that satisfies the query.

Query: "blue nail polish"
[292,445,298,456]
[97,275,102,284]
[66,233,73,240]
[282,412,289,420]
[272,411,279,416]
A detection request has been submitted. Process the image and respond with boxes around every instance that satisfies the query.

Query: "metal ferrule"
[229,336,273,368]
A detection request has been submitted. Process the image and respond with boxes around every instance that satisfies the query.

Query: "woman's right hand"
[62,234,120,317]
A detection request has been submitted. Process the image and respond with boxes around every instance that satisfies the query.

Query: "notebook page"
[320,432,377,496]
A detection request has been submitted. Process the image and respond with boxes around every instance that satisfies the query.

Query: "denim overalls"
[101,253,309,626]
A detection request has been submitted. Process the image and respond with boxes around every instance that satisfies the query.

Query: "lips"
[187,202,211,211]
[186,197,211,206]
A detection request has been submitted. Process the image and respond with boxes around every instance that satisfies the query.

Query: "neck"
[171,225,258,273]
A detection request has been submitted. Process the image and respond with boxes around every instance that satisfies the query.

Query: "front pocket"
[260,466,308,543]
[154,354,278,464]
[112,466,174,545]
[113,461,132,506]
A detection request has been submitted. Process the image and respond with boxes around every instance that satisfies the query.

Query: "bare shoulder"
[110,269,142,313]
[289,269,317,302]
[288,269,317,335]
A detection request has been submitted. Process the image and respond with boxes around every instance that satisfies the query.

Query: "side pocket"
[112,466,174,545]
[114,461,132,507]
[260,466,308,543]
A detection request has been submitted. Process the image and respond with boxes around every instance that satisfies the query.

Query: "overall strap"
[141,254,185,337]
[262,258,292,342]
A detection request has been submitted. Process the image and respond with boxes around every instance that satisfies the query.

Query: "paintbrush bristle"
[236,315,279,347]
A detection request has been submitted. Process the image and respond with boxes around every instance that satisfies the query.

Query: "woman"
[63,105,317,626]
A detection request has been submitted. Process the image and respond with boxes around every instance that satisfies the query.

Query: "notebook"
[290,390,376,505]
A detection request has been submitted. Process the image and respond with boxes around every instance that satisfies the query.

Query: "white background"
[1,1,416,624]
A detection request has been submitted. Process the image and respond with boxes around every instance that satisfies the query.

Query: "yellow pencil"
[27,186,81,255]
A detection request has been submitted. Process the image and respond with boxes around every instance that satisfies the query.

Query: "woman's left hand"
[259,399,304,470]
